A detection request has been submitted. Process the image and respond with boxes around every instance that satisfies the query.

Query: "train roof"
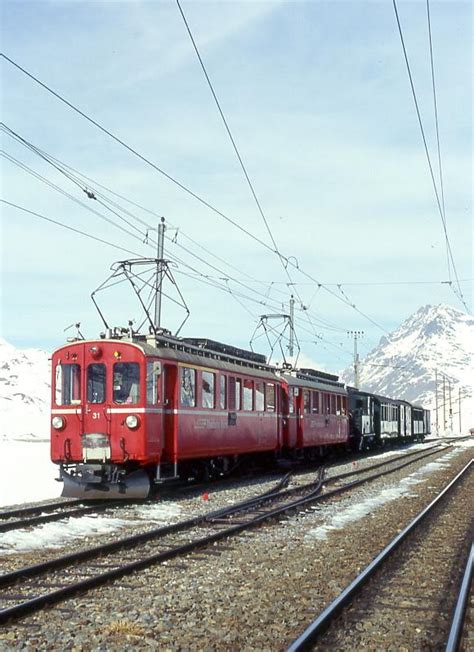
[281,371,347,394]
[58,333,280,380]
[181,338,267,365]
[348,388,428,411]
[348,387,406,405]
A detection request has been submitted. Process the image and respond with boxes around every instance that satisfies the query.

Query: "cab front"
[50,339,156,498]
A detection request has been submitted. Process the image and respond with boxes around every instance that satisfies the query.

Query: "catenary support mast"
[154,217,166,329]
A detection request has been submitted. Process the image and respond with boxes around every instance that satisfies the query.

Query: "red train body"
[50,333,349,498]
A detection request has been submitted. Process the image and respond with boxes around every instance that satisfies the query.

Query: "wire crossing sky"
[1,1,471,372]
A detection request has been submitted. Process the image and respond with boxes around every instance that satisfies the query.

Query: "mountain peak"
[341,303,473,434]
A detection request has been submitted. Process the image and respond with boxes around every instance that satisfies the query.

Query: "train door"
[82,346,111,461]
[295,387,304,448]
[145,359,162,456]
[406,405,412,437]
[400,404,407,438]
[283,385,296,449]
[52,344,85,461]
[161,363,178,476]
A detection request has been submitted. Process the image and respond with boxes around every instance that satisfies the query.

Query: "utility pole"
[435,369,439,436]
[288,295,295,356]
[443,376,446,434]
[448,379,453,432]
[348,331,364,389]
[154,217,166,330]
[458,387,462,434]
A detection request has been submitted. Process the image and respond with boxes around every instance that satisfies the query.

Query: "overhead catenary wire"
[426,0,448,270]
[1,199,144,257]
[0,150,149,245]
[3,146,350,345]
[3,124,350,335]
[1,176,352,359]
[391,1,468,312]
[175,0,342,353]
[175,0,284,261]
[1,123,147,239]
[0,52,390,335]
[4,125,469,317]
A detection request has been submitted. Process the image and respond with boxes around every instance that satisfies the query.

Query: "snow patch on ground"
[0,502,182,556]
[306,448,462,541]
[0,441,58,508]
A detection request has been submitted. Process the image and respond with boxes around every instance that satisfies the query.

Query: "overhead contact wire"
[1,52,388,332]
[1,200,144,257]
[392,2,468,311]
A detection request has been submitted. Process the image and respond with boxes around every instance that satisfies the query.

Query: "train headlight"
[125,415,140,429]
[52,416,66,430]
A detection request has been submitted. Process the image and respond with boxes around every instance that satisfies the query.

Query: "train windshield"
[55,363,81,405]
[87,364,106,404]
[113,363,140,404]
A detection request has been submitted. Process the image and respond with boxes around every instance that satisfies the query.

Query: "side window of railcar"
[220,375,227,409]
[243,379,253,411]
[303,390,310,414]
[146,361,161,405]
[228,377,236,410]
[55,363,81,405]
[87,364,106,404]
[113,363,140,404]
[288,387,294,414]
[312,391,319,414]
[202,371,215,409]
[255,382,264,411]
[266,383,276,412]
[180,367,196,407]
[324,393,330,414]
[336,395,342,415]
[235,379,242,411]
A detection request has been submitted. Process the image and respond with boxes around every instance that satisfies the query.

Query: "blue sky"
[1,0,472,372]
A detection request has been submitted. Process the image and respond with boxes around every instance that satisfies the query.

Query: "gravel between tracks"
[0,442,472,651]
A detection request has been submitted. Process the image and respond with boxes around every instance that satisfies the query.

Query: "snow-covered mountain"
[341,305,474,434]
[0,338,50,441]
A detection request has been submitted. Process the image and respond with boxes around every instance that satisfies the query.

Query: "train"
[50,331,431,499]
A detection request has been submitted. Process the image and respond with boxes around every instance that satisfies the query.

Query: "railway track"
[0,499,133,534]
[446,543,474,652]
[0,442,435,536]
[287,458,473,651]
[0,443,450,624]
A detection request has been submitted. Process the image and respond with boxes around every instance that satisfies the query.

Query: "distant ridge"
[340,304,474,434]
[0,338,50,441]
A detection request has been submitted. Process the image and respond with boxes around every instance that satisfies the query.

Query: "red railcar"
[51,334,283,498]
[280,368,349,455]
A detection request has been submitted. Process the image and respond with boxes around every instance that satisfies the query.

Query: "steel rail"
[0,445,442,583]
[286,459,473,652]
[0,471,293,586]
[445,542,474,652]
[0,442,438,528]
[0,466,293,534]
[0,446,445,588]
[0,500,129,533]
[0,471,297,624]
[0,446,449,624]
[219,444,447,521]
[0,498,84,520]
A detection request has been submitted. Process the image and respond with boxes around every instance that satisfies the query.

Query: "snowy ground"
[0,440,58,508]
